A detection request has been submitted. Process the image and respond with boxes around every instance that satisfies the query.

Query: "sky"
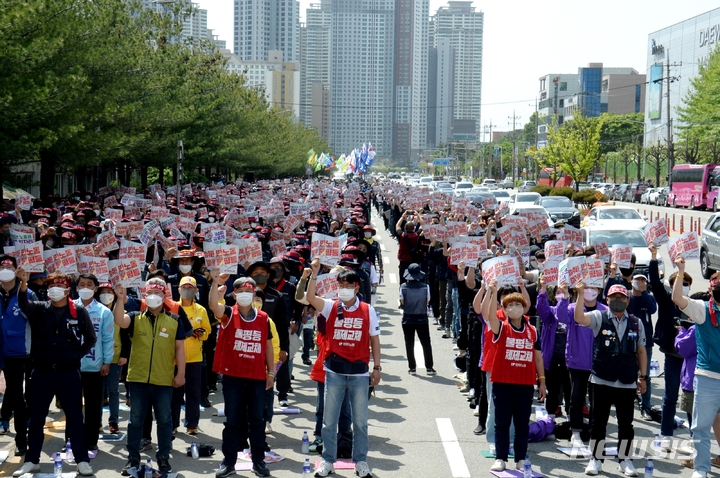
[198,0,720,137]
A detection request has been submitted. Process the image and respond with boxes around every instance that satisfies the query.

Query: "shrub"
[573,189,608,209]
[531,185,553,196]
[550,187,574,200]
[473,178,484,184]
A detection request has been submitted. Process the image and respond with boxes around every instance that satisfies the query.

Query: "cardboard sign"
[120,194,136,206]
[105,208,123,221]
[289,202,310,217]
[542,265,559,286]
[9,224,35,246]
[316,273,339,300]
[481,256,521,287]
[310,233,343,267]
[108,259,143,288]
[558,225,583,249]
[72,244,95,259]
[139,220,161,245]
[203,243,239,274]
[119,239,147,263]
[668,232,700,265]
[543,241,566,267]
[104,195,118,208]
[611,244,633,269]
[150,207,169,221]
[44,247,78,275]
[269,240,287,257]
[497,225,529,250]
[644,218,669,246]
[15,194,32,210]
[449,242,482,266]
[283,215,301,232]
[235,237,263,265]
[594,242,611,263]
[79,255,109,282]
[9,241,45,273]
[96,231,119,253]
[558,257,604,288]
[206,228,227,245]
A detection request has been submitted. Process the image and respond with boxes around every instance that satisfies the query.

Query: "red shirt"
[326,300,371,364]
[481,309,506,373]
[213,306,269,381]
[397,232,419,262]
[490,319,538,385]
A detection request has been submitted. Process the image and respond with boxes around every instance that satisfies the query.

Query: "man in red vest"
[207,270,274,478]
[305,258,381,478]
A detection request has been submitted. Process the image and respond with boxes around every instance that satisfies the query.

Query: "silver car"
[700,213,720,279]
[581,226,665,279]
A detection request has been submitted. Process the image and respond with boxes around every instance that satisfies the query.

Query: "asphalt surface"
[0,196,718,478]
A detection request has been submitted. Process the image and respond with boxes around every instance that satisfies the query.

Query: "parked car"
[640,187,656,204]
[700,213,720,278]
[656,186,670,206]
[581,205,648,230]
[453,181,475,197]
[612,184,630,201]
[535,196,581,228]
[491,190,512,207]
[511,192,542,205]
[518,181,536,192]
[481,178,498,190]
[498,178,514,189]
[581,226,665,279]
[627,181,652,203]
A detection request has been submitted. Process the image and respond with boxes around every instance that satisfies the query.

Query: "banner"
[9,224,35,246]
[95,231,119,253]
[611,244,633,269]
[644,218,669,246]
[543,241,566,267]
[79,255,109,282]
[481,256,521,286]
[310,233,343,267]
[668,232,700,264]
[203,243,239,274]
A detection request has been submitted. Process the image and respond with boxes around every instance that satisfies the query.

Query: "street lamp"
[177,140,184,197]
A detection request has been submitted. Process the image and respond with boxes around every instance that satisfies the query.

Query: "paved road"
[0,207,718,477]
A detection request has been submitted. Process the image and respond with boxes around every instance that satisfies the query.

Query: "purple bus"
[669,164,720,210]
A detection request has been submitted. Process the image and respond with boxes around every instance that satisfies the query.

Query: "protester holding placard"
[395,211,422,286]
[604,253,636,299]
[163,248,210,308]
[14,269,97,477]
[628,274,658,419]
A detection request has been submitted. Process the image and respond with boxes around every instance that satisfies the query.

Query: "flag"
[358,143,369,173]
[349,149,357,172]
[314,153,324,171]
[366,143,376,169]
[307,149,316,165]
[324,154,334,170]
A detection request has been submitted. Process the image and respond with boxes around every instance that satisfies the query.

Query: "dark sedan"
[534,195,581,227]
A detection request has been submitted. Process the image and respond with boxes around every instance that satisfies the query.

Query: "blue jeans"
[221,376,266,467]
[126,383,173,461]
[106,364,123,424]
[691,375,720,473]
[302,328,315,361]
[641,347,653,411]
[485,372,514,446]
[322,371,369,463]
[314,381,352,438]
[451,287,461,338]
[661,354,683,436]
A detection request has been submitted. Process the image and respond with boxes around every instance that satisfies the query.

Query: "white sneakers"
[692,472,707,478]
[490,459,506,471]
[618,459,638,477]
[77,461,94,476]
[265,423,273,434]
[354,461,372,478]
[571,431,585,449]
[585,458,602,475]
[515,460,525,470]
[314,460,335,477]
[13,462,40,477]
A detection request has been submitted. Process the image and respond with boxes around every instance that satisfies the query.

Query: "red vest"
[326,300,371,364]
[481,310,506,373]
[213,306,268,381]
[490,319,538,385]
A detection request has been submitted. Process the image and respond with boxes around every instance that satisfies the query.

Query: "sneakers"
[515,460,525,470]
[473,424,486,435]
[13,462,40,477]
[109,421,120,434]
[659,436,672,452]
[252,462,270,477]
[354,461,372,478]
[122,459,140,476]
[158,456,172,473]
[77,461,94,476]
[408,369,416,375]
[458,383,470,393]
[618,459,638,477]
[315,460,335,477]
[278,400,289,408]
[473,405,480,417]
[426,368,437,375]
[490,459,506,471]
[303,359,313,365]
[0,421,8,435]
[571,431,585,449]
[309,438,323,453]
[489,443,496,455]
[140,438,152,451]
[692,472,708,478]
[585,458,602,475]
[265,423,273,434]
[216,463,237,477]
[187,427,198,435]
[640,409,653,420]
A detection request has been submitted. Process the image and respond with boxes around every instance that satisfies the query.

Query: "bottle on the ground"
[54,453,62,478]
[65,439,74,464]
[523,455,532,478]
[303,457,312,477]
[145,458,152,478]
[645,457,654,477]
[191,442,200,459]
[302,431,310,454]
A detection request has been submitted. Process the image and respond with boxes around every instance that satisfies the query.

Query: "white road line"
[414,340,425,370]
[375,234,382,240]
[388,273,398,284]
[383,256,390,264]
[436,418,471,478]
[380,242,386,251]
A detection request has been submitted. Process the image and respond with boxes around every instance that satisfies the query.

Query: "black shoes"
[121,459,139,476]
[252,462,271,477]
[216,464,237,477]
[157,456,172,473]
[474,424,486,435]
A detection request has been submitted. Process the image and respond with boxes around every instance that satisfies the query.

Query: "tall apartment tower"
[432,1,483,142]
[234,0,299,62]
[427,37,454,147]
[141,0,209,43]
[393,0,429,162]
[330,0,396,157]
[299,0,332,139]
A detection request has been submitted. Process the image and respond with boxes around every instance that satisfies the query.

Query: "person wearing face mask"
[574,283,647,477]
[112,278,186,475]
[305,259,382,478]
[81,220,101,244]
[207,272,275,478]
[171,276,210,436]
[603,254,637,299]
[72,274,114,453]
[162,249,210,308]
[482,280,546,473]
[647,244,693,450]
[13,270,96,477]
[554,279,608,448]
[628,274,657,420]
[0,256,37,452]
[361,225,383,281]
[399,263,435,375]
[26,271,48,301]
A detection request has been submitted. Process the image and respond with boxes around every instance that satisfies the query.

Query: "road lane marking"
[388,273,397,284]
[375,234,382,240]
[383,256,390,264]
[414,340,425,369]
[380,242,386,251]
[436,418,471,478]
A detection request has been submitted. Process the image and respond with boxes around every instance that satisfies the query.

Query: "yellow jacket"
[181,302,211,363]
[268,318,280,365]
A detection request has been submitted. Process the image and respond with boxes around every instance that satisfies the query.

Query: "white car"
[454,182,475,197]
[419,176,433,188]
[641,188,661,205]
[491,190,512,206]
[481,179,498,190]
[508,205,555,229]
[511,192,542,205]
[581,226,665,278]
[582,206,647,230]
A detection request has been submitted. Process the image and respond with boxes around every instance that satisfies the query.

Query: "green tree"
[678,45,720,147]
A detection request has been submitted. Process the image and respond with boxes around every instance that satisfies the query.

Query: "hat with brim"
[607,284,629,297]
[338,254,359,266]
[246,261,275,280]
[403,263,425,281]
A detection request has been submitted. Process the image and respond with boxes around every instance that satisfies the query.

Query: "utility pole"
[176,140,184,198]
[665,49,680,188]
[485,121,497,179]
[534,98,539,180]
[509,110,521,184]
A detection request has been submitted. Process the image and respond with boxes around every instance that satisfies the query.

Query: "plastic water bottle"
[145,458,152,478]
[65,439,74,464]
[653,433,661,451]
[645,457,654,477]
[301,431,310,454]
[54,453,62,478]
[650,358,660,377]
[302,457,312,477]
[191,442,200,459]
[523,454,532,478]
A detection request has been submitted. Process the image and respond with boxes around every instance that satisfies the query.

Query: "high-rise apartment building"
[234,0,299,62]
[432,1,483,142]
[141,0,210,43]
[427,37,454,148]
[299,0,332,138]
[329,0,396,157]
[393,0,429,161]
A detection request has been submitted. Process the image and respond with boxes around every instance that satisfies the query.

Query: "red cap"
[607,284,629,297]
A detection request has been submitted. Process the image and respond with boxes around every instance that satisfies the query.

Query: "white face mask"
[0,269,15,282]
[208,217,215,223]
[632,280,641,290]
[505,305,523,319]
[584,289,598,301]
[364,232,372,238]
[47,287,67,302]
[338,288,356,302]
[179,264,193,274]
[235,292,254,307]
[555,293,565,300]
[683,286,690,296]
[145,294,164,309]
[78,288,95,300]
[99,293,115,305]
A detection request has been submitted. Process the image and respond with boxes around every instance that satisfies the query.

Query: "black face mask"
[713,290,720,303]
[620,266,635,277]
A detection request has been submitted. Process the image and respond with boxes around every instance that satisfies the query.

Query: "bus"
[537,168,573,187]
[669,164,720,209]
